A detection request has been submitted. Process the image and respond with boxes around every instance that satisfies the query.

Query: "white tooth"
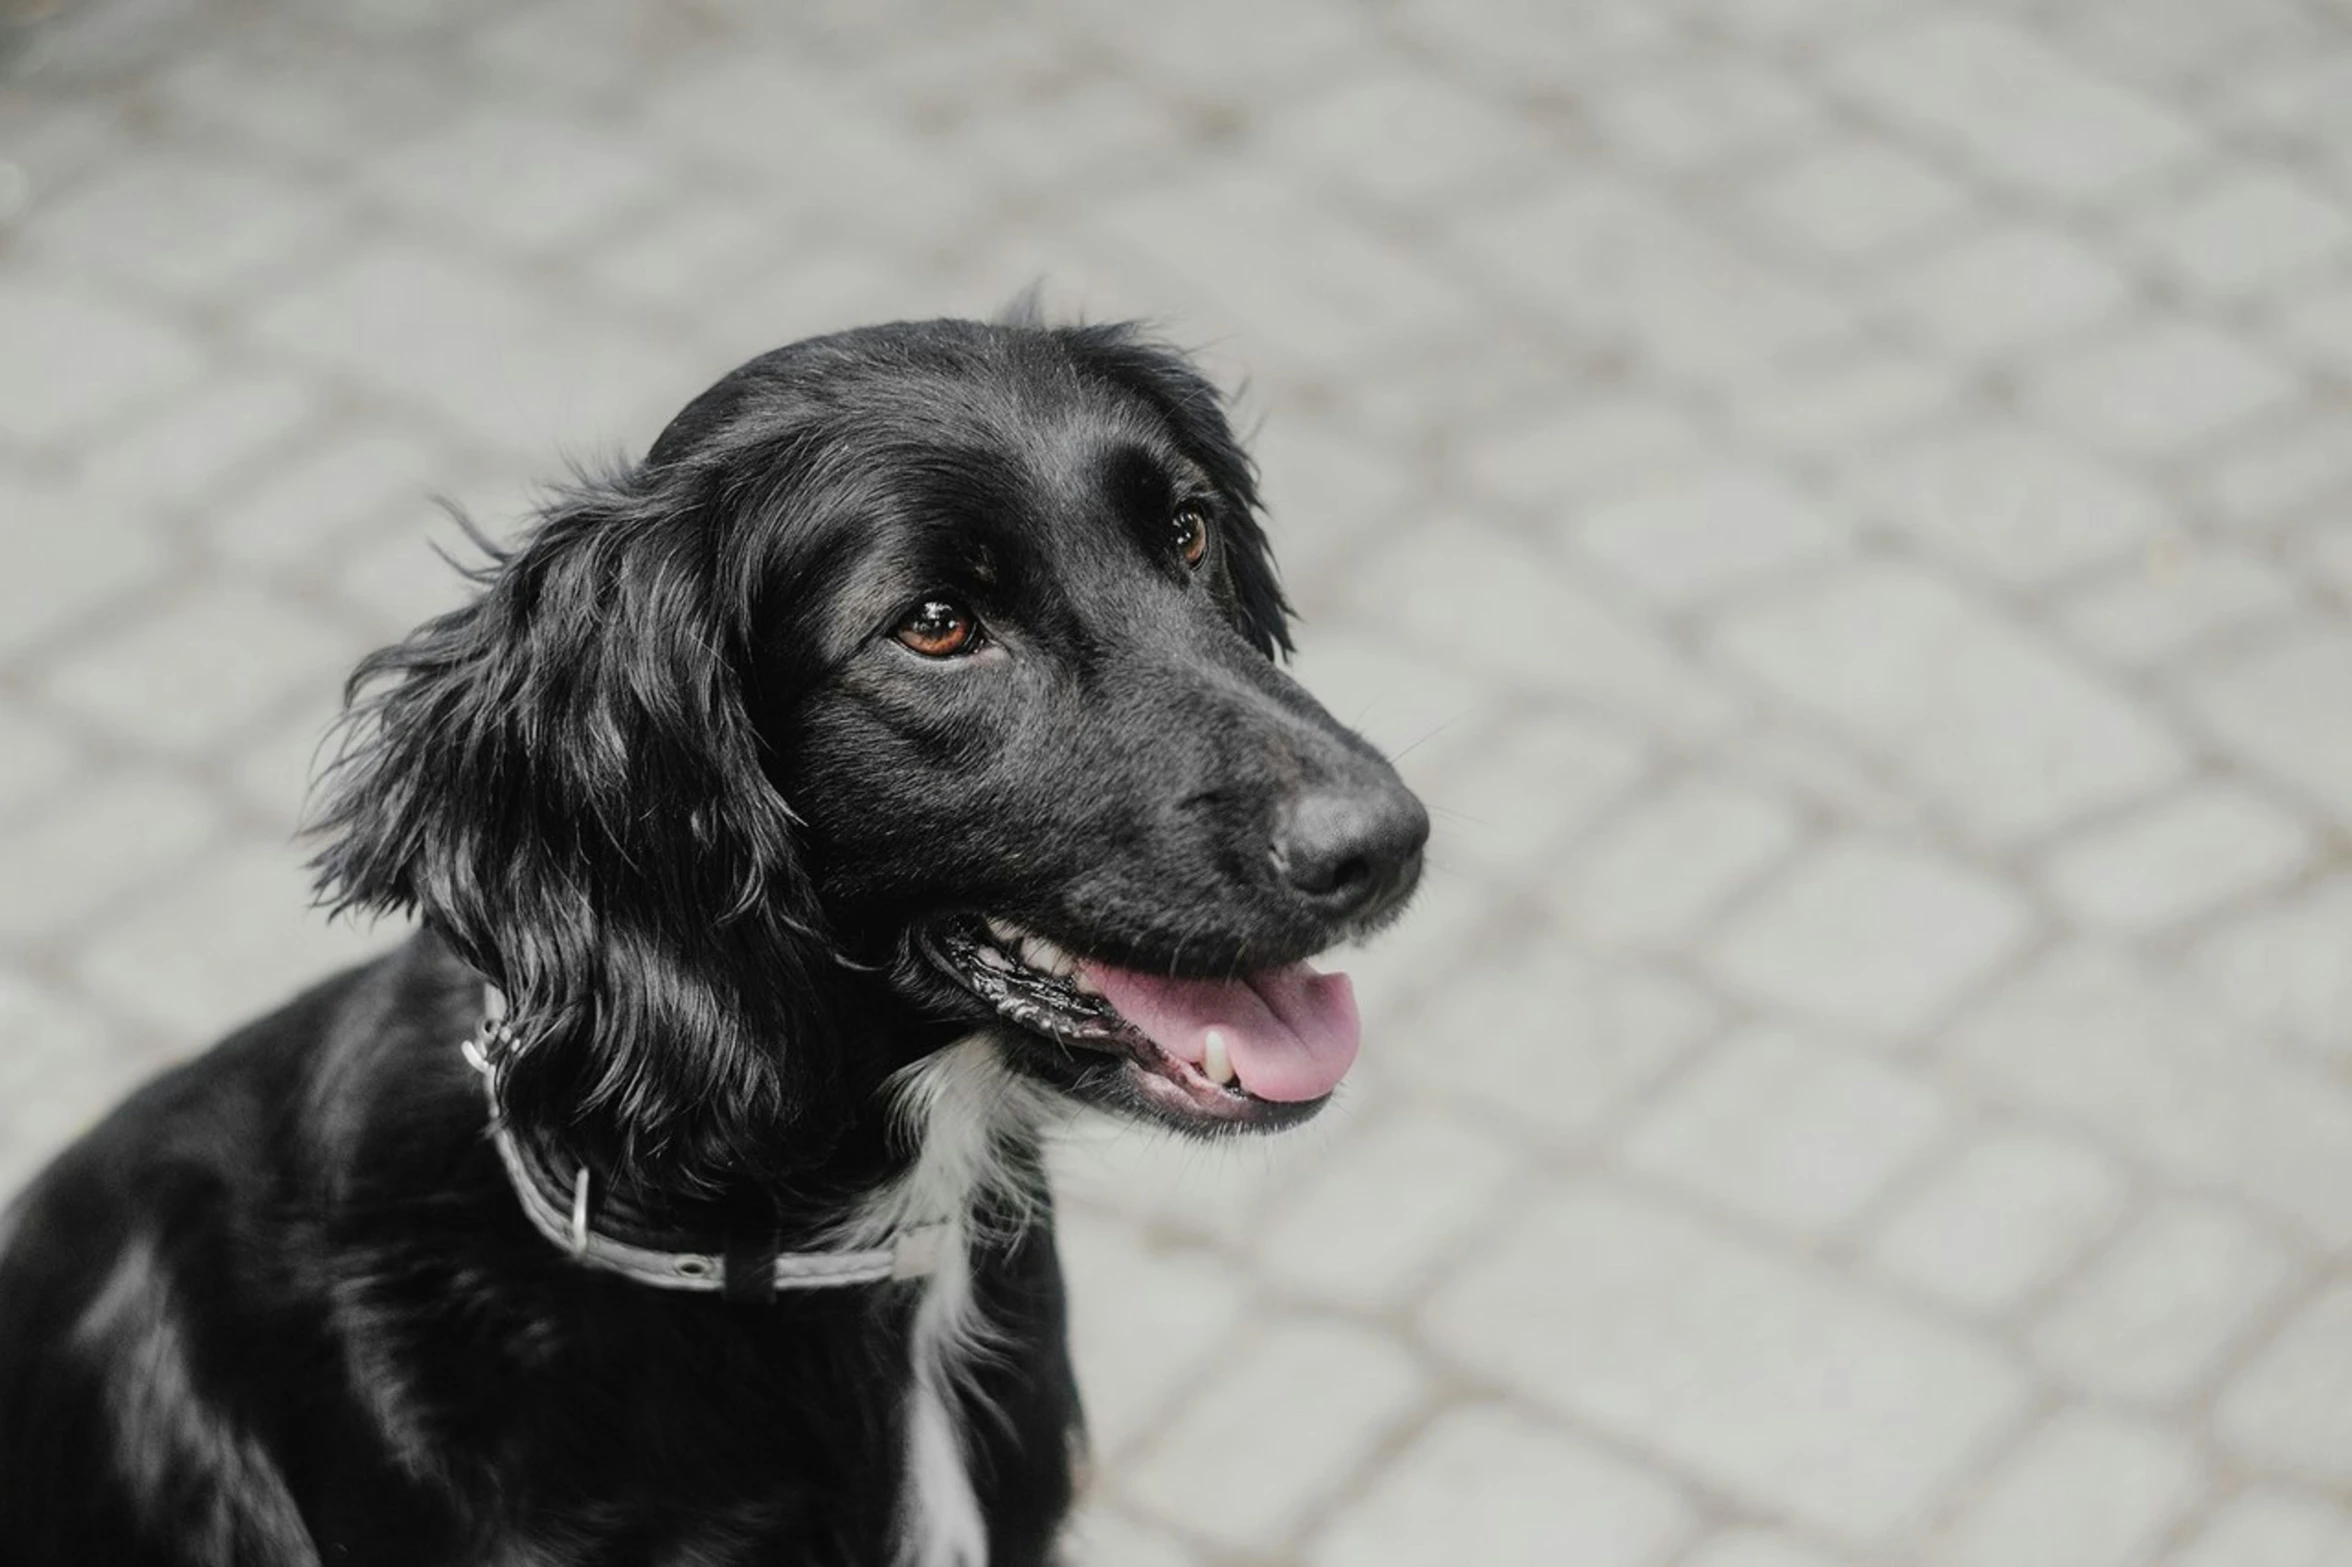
[986,917,1024,947]
[1069,967,1100,996]
[1026,937,1074,977]
[1202,1028,1236,1088]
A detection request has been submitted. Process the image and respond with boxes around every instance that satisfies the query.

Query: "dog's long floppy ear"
[309,463,842,1190]
[1057,323,1296,659]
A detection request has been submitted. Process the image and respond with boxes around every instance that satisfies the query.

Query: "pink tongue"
[1078,960,1361,1103]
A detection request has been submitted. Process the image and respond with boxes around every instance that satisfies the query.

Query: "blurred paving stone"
[70,367,320,520]
[1395,0,1675,89]
[2168,1487,2352,1567]
[1622,1022,1951,1235]
[2191,873,2352,1056]
[1874,223,2136,361]
[0,277,207,449]
[0,772,227,943]
[1573,465,1848,607]
[1585,56,1828,174]
[932,79,1195,198]
[1249,417,1419,570]
[65,844,400,1040]
[1825,13,2202,198]
[1122,1316,1424,1551]
[1865,1128,2128,1314]
[1059,0,1373,100]
[2056,547,2303,669]
[2272,276,2352,380]
[1088,169,1484,374]
[1833,421,2170,590]
[1458,175,1850,383]
[24,145,350,300]
[1281,627,1500,783]
[36,583,353,755]
[1706,836,2030,1036]
[2031,1196,2298,1404]
[679,248,939,370]
[1726,342,1960,460]
[573,193,800,318]
[2184,627,2352,829]
[1927,1406,2202,1567]
[2025,316,2302,458]
[2302,522,2352,601]
[149,31,459,170]
[2052,0,2319,92]
[323,519,483,644]
[1258,71,1554,209]
[2128,166,2352,299]
[1740,140,1973,264]
[1252,1103,1521,1310]
[1713,562,2190,843]
[1056,1209,1253,1464]
[0,976,142,1198]
[1305,1404,1692,1567]
[1460,393,1710,516]
[2040,782,2317,930]
[357,102,669,254]
[464,0,728,98]
[1681,1533,1849,1567]
[1388,938,1721,1147]
[1562,774,1800,946]
[1059,1503,1201,1567]
[0,469,173,657]
[1350,516,1737,737]
[1707,720,1924,832]
[1414,708,1646,884]
[2218,1283,2352,1483]
[1049,1113,1333,1254]
[641,53,993,245]
[1953,947,2352,1244]
[0,706,80,821]
[2198,411,2352,534]
[226,699,343,827]
[1424,1180,2030,1546]
[245,241,710,460]
[2213,54,2352,150]
[204,424,452,568]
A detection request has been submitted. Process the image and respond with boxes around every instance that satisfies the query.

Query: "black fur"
[0,320,1424,1565]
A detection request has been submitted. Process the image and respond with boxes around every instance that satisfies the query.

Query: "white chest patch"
[842,1036,1057,1567]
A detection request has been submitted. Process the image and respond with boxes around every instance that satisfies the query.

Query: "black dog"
[0,319,1426,1566]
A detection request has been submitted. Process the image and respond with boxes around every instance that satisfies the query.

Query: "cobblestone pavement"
[7,0,2352,1561]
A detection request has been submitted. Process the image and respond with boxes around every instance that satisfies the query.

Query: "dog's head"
[313,320,1425,1187]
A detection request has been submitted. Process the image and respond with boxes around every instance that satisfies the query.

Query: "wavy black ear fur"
[1052,322,1296,659]
[309,461,841,1193]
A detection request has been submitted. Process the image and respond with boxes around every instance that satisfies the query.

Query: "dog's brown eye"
[895,599,978,658]
[1174,504,1211,568]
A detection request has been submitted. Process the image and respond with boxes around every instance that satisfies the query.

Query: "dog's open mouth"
[916,915,1360,1128]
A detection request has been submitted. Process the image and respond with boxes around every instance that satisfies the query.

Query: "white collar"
[460,990,946,1297]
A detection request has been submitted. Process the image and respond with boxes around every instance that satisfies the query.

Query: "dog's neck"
[466,987,1054,1300]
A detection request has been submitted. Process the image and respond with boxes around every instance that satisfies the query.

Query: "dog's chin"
[904,914,1353,1138]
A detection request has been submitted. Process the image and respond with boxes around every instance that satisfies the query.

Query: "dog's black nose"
[1274,783,1430,920]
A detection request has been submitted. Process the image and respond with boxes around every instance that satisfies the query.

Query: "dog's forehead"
[839,362,1207,535]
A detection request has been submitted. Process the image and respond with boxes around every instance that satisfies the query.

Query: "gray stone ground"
[6,0,2352,1561]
